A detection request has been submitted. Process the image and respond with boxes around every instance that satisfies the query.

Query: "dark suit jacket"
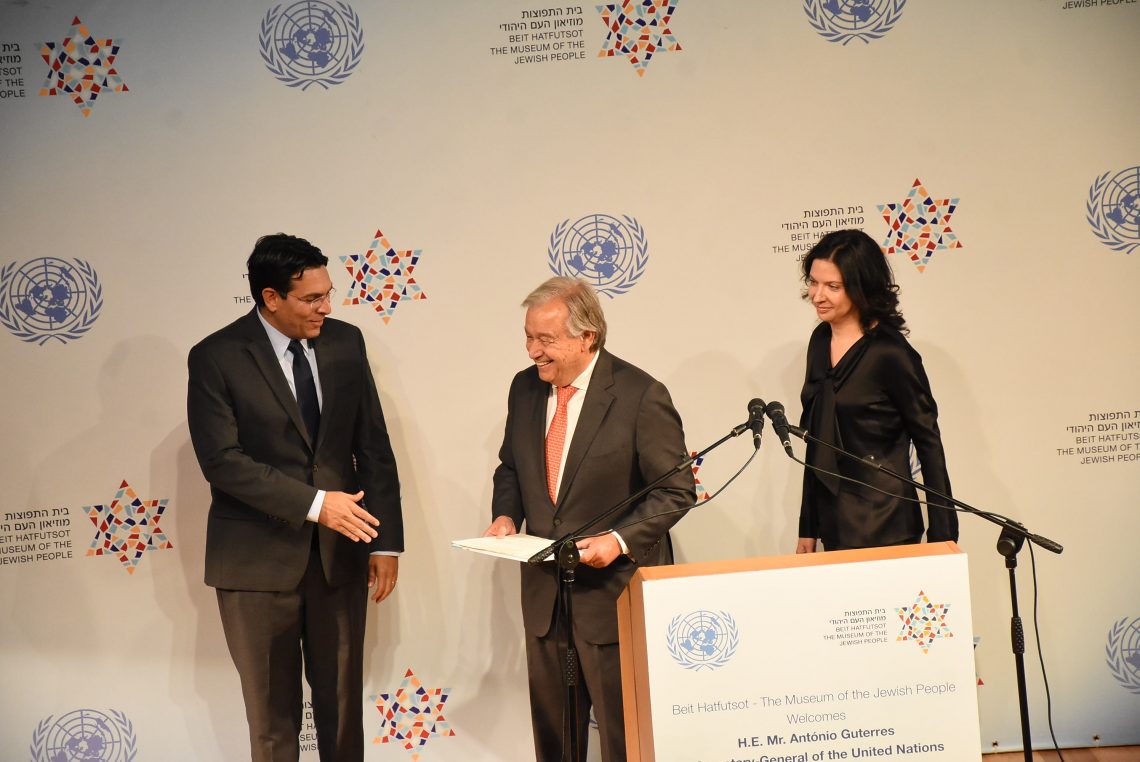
[492,350,695,645]
[187,309,402,592]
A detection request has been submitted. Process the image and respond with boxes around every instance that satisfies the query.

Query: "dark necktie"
[287,340,320,442]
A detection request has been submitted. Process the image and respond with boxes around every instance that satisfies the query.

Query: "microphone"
[747,398,766,449]
[764,401,794,457]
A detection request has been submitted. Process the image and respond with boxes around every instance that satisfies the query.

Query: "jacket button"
[312,465,318,473]
[553,518,562,526]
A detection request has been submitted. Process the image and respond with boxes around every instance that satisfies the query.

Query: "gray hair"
[522,277,607,351]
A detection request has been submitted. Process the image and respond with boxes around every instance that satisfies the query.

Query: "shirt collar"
[255,308,308,359]
[552,350,599,394]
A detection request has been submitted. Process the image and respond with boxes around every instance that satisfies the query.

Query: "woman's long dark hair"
[801,228,907,334]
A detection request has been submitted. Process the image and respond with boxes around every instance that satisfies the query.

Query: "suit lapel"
[524,374,552,507]
[555,351,614,511]
[241,311,317,451]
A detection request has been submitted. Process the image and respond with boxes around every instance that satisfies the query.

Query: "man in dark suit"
[484,277,695,761]
[187,233,403,762]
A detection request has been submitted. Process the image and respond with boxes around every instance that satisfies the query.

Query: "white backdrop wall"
[1,1,1137,760]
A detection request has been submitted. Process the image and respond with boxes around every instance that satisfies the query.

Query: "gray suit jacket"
[187,309,402,592]
[492,350,695,644]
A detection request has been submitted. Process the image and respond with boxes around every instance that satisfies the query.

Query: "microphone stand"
[528,416,756,762]
[786,423,1062,762]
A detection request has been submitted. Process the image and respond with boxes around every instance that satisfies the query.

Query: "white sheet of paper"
[451,533,556,562]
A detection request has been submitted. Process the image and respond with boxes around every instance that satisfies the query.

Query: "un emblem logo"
[259,1,364,90]
[666,610,740,671]
[1087,167,1140,254]
[804,0,907,45]
[1106,616,1140,695]
[0,258,103,345]
[29,708,138,762]
[547,214,649,298]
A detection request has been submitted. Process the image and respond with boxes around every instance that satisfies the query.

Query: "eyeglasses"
[287,288,336,311]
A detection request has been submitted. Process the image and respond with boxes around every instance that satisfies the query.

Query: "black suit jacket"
[492,350,695,644]
[187,309,402,592]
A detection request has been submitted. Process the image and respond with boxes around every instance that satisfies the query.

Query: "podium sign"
[617,542,981,762]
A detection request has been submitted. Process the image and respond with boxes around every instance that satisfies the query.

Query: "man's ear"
[262,288,282,312]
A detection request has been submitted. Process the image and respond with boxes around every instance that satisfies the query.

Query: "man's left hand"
[369,555,398,603]
[576,533,622,568]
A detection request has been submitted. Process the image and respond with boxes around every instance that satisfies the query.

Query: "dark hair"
[801,228,906,334]
[247,233,328,306]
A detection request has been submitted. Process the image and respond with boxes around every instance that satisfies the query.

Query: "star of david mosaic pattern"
[896,590,953,653]
[690,452,711,502]
[341,229,426,324]
[39,17,128,117]
[85,480,172,574]
[877,178,962,272]
[597,1,682,76]
[371,668,455,760]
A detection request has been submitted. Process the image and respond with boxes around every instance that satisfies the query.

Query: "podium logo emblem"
[895,590,952,653]
[666,610,739,671]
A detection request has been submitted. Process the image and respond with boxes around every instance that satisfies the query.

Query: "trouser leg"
[301,548,368,762]
[217,586,304,762]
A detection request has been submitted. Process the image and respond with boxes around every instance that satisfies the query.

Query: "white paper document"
[451,533,556,562]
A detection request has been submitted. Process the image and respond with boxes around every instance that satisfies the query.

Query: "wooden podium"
[617,542,981,761]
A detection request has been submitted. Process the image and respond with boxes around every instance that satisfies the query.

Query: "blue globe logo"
[1088,167,1140,254]
[259,1,364,90]
[0,257,103,345]
[1106,616,1140,695]
[1099,169,1140,239]
[824,0,877,26]
[804,0,906,44]
[1122,622,1140,675]
[666,610,740,671]
[30,709,137,762]
[547,214,649,298]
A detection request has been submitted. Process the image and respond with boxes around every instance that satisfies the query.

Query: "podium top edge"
[633,541,962,584]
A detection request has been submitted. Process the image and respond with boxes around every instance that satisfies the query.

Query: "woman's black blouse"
[798,322,957,549]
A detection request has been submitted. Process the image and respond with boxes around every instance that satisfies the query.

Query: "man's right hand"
[318,491,379,542]
[482,516,517,538]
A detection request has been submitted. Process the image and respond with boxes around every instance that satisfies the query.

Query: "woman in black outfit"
[795,229,958,553]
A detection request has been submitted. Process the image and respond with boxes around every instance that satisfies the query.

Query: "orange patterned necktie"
[545,385,578,503]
